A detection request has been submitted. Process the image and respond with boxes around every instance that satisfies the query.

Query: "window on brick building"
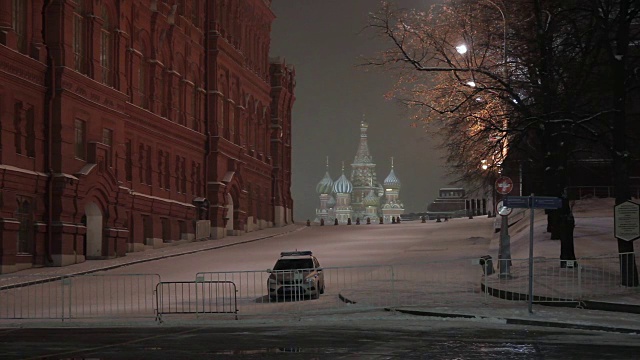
[191,0,199,26]
[15,196,34,254]
[73,1,89,75]
[139,44,150,109]
[102,128,112,147]
[14,102,23,155]
[100,5,114,87]
[25,107,34,157]
[145,145,152,185]
[125,140,132,181]
[161,73,169,118]
[12,0,27,54]
[164,152,170,190]
[181,156,187,193]
[74,119,86,160]
[191,84,198,130]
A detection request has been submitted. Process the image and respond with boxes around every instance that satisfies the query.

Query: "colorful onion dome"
[384,169,401,189]
[363,190,379,206]
[333,173,353,194]
[316,171,334,194]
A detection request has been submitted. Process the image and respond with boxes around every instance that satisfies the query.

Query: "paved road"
[101,218,495,280]
[2,314,639,359]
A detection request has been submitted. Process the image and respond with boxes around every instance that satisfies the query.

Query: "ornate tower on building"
[315,157,334,223]
[333,163,353,224]
[350,119,381,220]
[381,157,404,222]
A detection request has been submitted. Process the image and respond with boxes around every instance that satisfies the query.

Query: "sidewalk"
[0,224,305,286]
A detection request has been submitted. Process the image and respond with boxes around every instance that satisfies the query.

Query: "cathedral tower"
[333,162,353,224]
[381,157,404,223]
[315,157,334,223]
[350,119,380,220]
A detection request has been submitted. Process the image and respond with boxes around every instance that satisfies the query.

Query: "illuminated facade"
[0,0,294,274]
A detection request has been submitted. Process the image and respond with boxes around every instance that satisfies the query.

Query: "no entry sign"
[495,176,513,195]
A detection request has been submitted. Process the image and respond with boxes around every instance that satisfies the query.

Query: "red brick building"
[0,0,294,274]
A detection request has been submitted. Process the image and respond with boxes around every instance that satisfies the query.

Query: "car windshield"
[273,258,314,270]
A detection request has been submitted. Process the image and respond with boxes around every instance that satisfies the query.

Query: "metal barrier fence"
[2,254,639,321]
[567,186,640,199]
[194,260,487,317]
[485,253,640,303]
[194,265,394,316]
[155,281,237,320]
[0,273,160,320]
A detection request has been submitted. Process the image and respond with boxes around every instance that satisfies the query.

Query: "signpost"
[503,193,563,313]
[495,178,513,279]
[614,201,640,242]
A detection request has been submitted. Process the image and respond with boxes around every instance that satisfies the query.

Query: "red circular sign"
[495,176,513,195]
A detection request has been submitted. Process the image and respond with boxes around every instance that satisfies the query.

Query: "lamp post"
[482,0,507,81]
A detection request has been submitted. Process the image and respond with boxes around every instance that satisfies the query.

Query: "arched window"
[191,0,200,27]
[73,0,89,75]
[138,43,149,109]
[161,74,169,118]
[12,0,27,54]
[100,5,114,87]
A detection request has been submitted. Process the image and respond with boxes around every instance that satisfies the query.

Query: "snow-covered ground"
[490,198,619,259]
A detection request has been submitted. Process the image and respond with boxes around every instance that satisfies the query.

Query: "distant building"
[314,120,404,223]
[426,187,486,219]
[0,1,294,274]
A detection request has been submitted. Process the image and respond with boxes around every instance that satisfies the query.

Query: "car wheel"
[320,282,325,294]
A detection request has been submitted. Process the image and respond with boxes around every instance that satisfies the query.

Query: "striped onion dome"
[333,173,353,194]
[384,168,401,189]
[327,195,336,207]
[316,171,334,194]
[363,190,379,207]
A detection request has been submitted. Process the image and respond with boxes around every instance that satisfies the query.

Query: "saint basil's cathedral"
[315,121,404,224]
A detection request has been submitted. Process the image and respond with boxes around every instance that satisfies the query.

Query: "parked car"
[267,251,325,300]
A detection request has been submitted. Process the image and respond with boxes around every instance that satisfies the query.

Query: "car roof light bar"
[280,251,313,257]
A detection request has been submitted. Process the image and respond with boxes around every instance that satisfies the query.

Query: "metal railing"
[194,261,485,317]
[155,281,237,321]
[0,273,160,320]
[484,253,640,303]
[567,186,640,200]
[1,254,639,321]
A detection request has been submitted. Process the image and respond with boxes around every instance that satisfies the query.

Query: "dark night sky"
[269,0,451,220]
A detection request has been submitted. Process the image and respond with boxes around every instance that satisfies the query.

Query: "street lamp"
[455,0,507,81]
[483,0,507,80]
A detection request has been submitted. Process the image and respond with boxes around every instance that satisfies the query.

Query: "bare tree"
[366,0,639,269]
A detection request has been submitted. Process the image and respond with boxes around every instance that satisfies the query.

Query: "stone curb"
[481,282,640,315]
[387,308,640,334]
